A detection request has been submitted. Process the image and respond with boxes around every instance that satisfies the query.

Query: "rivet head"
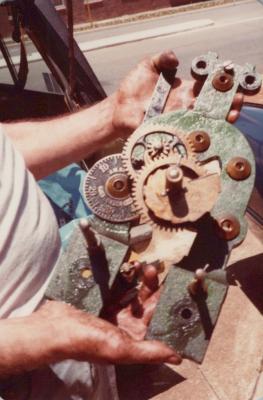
[226,157,251,180]
[216,215,240,240]
[212,71,234,92]
[188,131,211,152]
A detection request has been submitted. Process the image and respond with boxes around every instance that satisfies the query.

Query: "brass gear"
[132,155,220,230]
[122,123,196,180]
[83,154,138,223]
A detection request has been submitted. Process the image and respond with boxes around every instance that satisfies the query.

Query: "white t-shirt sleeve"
[0,125,61,318]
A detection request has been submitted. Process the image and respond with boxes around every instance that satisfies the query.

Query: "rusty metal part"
[105,173,130,199]
[165,165,183,193]
[83,154,138,223]
[132,155,220,227]
[188,131,211,153]
[212,71,234,92]
[120,262,136,283]
[226,157,251,181]
[188,267,209,296]
[216,214,240,240]
[122,124,195,179]
[146,139,171,161]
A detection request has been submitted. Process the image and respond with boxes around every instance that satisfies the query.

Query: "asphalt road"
[1,0,263,94]
[85,0,263,94]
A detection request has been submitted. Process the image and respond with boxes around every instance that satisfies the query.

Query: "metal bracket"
[192,52,261,120]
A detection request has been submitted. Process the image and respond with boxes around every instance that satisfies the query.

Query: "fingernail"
[167,354,182,365]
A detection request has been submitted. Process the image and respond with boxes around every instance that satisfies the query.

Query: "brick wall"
[0,0,203,38]
[82,0,171,22]
[0,7,12,38]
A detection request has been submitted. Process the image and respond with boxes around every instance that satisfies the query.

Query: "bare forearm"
[0,310,65,376]
[3,94,117,180]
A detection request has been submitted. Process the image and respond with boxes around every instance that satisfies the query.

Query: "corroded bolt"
[120,261,139,283]
[166,165,183,193]
[216,215,240,240]
[226,157,251,180]
[105,173,129,199]
[188,131,211,152]
[212,71,234,92]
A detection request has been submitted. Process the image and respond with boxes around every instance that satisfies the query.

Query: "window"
[52,0,66,10]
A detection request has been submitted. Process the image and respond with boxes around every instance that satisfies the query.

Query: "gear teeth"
[121,123,196,180]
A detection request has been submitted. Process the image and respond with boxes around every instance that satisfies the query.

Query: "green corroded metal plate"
[147,267,227,363]
[46,216,130,315]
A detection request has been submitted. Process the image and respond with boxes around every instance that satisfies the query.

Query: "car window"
[235,104,263,225]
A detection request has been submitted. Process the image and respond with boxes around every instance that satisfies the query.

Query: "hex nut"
[188,131,211,152]
[212,71,234,92]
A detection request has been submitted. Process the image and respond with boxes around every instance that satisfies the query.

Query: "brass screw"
[226,157,251,180]
[216,215,240,240]
[188,131,211,152]
[212,71,234,92]
[105,173,129,199]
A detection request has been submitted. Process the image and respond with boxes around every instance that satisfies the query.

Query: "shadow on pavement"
[116,364,185,400]
[227,253,263,315]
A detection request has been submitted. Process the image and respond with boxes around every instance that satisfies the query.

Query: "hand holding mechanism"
[46,53,261,363]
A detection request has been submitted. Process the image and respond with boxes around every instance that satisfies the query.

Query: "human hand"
[103,263,163,341]
[112,51,243,138]
[38,298,181,366]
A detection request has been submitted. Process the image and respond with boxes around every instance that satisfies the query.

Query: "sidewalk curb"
[0,19,213,68]
[79,19,214,52]
[2,0,249,46]
[74,0,249,33]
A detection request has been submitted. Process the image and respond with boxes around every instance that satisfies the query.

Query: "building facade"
[60,0,192,24]
[0,0,201,38]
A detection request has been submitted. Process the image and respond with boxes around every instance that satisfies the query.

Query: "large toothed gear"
[132,155,221,230]
[122,123,196,180]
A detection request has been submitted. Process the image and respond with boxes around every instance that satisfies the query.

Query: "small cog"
[122,123,196,180]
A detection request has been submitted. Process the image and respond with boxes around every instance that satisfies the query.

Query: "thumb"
[152,50,179,72]
[127,339,182,365]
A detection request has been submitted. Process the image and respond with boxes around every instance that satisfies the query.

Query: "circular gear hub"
[122,123,195,180]
[132,155,220,228]
[83,154,138,223]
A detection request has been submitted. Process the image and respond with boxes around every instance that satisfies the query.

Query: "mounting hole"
[181,308,193,320]
[235,161,245,171]
[195,134,204,143]
[245,75,256,85]
[196,60,207,69]
[220,75,227,83]
[222,220,233,232]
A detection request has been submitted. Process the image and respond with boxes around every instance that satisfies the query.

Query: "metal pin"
[188,264,209,296]
[79,218,102,253]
